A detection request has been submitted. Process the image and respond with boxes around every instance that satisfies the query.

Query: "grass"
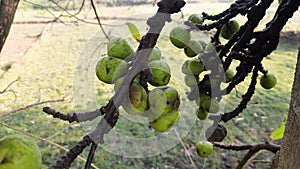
[0,2,299,168]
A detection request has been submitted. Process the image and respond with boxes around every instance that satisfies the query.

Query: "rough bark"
[272,39,300,168]
[0,0,20,54]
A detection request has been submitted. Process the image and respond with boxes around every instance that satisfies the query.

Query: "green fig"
[202,98,220,113]
[220,20,240,40]
[260,73,277,89]
[148,60,171,86]
[150,111,180,132]
[113,74,140,92]
[182,60,191,75]
[196,141,213,158]
[122,82,148,115]
[107,37,134,59]
[196,107,208,120]
[184,40,204,58]
[202,78,219,90]
[184,75,199,88]
[188,14,204,24]
[204,43,215,53]
[195,93,210,106]
[0,134,42,169]
[95,57,128,84]
[148,46,162,61]
[224,69,235,83]
[148,86,180,117]
[188,59,205,75]
[169,27,191,49]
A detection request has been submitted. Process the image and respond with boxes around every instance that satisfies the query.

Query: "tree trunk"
[0,0,20,54]
[272,40,300,168]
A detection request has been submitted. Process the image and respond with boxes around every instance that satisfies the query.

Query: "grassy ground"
[0,1,299,168]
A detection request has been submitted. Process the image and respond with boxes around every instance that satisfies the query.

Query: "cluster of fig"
[171,13,278,158]
[95,37,181,133]
[169,14,231,122]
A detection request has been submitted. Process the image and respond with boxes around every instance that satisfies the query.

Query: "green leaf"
[55,89,61,96]
[125,22,141,42]
[270,116,287,140]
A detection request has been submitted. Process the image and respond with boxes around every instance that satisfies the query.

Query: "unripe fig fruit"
[107,37,134,59]
[182,60,191,74]
[148,60,171,86]
[95,57,128,84]
[196,107,208,120]
[260,73,277,89]
[188,59,205,75]
[184,75,199,88]
[150,111,180,132]
[196,141,213,158]
[169,27,191,48]
[198,40,206,48]
[0,134,42,169]
[184,40,204,58]
[224,69,235,83]
[188,14,204,24]
[202,98,220,113]
[122,82,148,115]
[202,78,219,90]
[148,86,180,117]
[196,93,211,106]
[220,20,240,40]
[148,46,162,61]
[113,74,140,92]
[204,43,215,53]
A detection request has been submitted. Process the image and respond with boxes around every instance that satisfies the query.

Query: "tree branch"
[90,0,110,40]
[0,98,65,117]
[214,142,280,169]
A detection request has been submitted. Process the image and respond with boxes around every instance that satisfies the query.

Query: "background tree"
[0,0,20,53]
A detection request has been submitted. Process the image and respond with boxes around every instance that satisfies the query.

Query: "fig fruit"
[148,46,162,61]
[196,107,208,120]
[184,75,199,88]
[220,20,240,40]
[169,27,191,49]
[202,98,220,113]
[95,57,128,84]
[224,69,235,83]
[122,82,148,115]
[260,73,277,89]
[0,134,42,169]
[188,59,204,75]
[148,86,180,117]
[150,111,180,132]
[148,60,171,86]
[196,141,213,158]
[184,40,204,58]
[188,14,204,24]
[107,37,134,59]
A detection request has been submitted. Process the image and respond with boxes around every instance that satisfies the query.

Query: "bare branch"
[90,0,110,40]
[0,98,65,117]
[214,142,280,169]
[0,77,20,94]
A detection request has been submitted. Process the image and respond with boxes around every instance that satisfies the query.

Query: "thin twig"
[0,98,65,117]
[213,142,280,169]
[90,0,110,40]
[0,77,20,94]
[174,129,196,168]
